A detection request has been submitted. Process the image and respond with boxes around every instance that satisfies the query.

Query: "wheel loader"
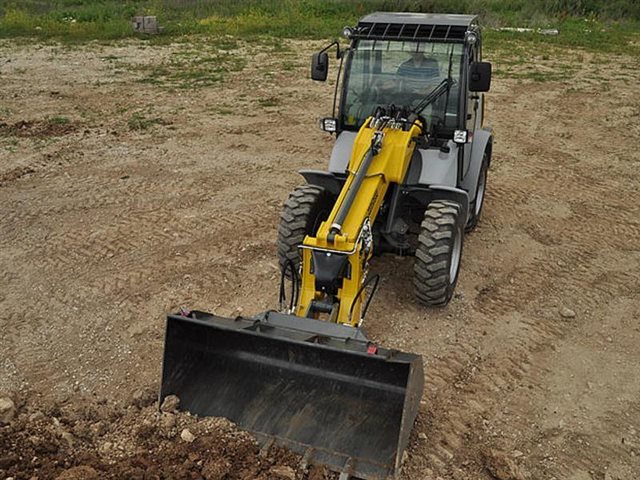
[161,12,492,480]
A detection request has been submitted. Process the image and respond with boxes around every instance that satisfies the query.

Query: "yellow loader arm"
[297,111,424,325]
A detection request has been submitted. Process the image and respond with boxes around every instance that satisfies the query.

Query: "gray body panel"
[329,132,460,188]
[326,125,492,225]
[328,131,357,174]
[417,141,459,187]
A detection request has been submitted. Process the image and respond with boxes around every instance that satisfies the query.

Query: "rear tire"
[414,200,464,307]
[466,152,489,232]
[277,185,333,276]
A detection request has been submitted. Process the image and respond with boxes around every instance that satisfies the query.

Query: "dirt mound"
[0,119,76,137]
[0,391,335,480]
[0,165,36,186]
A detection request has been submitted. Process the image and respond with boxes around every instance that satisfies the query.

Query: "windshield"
[341,40,463,132]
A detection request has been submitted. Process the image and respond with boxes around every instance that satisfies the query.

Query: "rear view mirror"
[311,52,329,81]
[469,61,492,92]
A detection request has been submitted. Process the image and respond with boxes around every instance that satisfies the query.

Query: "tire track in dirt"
[397,65,640,478]
[2,40,639,480]
[1,169,282,395]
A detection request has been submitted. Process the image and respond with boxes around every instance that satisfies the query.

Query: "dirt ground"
[1,37,639,480]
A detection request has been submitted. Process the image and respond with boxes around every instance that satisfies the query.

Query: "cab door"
[462,45,479,177]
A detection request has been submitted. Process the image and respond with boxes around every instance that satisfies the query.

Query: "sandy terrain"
[1,37,639,479]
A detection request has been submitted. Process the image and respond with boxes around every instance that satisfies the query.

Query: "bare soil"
[1,38,639,479]
[1,389,332,479]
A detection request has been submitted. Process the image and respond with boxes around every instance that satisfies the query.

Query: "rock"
[419,432,428,440]
[0,397,16,424]
[55,465,99,480]
[160,395,180,413]
[180,428,195,443]
[160,412,176,429]
[60,431,75,448]
[91,421,107,436]
[202,458,231,480]
[28,410,46,422]
[100,441,113,452]
[131,388,156,408]
[452,469,466,480]
[559,307,576,319]
[484,449,525,480]
[269,465,296,480]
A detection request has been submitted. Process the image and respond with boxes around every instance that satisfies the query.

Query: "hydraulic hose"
[328,132,382,242]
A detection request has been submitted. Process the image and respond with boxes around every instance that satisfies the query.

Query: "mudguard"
[407,185,470,225]
[298,169,346,196]
[461,127,493,200]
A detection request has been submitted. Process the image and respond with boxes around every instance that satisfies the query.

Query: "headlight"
[319,117,338,133]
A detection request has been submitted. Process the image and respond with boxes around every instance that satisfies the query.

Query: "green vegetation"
[47,115,71,125]
[0,2,636,94]
[133,38,247,89]
[257,97,281,108]
[1,1,638,40]
[127,112,169,130]
[484,17,640,55]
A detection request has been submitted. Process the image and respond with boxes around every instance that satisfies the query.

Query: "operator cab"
[312,13,491,144]
[341,39,462,138]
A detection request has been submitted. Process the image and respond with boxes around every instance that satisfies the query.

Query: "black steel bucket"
[160,311,424,479]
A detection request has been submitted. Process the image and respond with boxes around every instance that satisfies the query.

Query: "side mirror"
[469,61,492,92]
[311,52,329,81]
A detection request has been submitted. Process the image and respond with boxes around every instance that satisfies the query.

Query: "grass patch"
[281,60,298,71]
[47,115,70,125]
[2,137,19,153]
[211,106,234,115]
[257,97,280,107]
[0,1,638,49]
[503,70,573,82]
[484,18,640,56]
[136,54,246,89]
[127,112,170,130]
[130,37,247,89]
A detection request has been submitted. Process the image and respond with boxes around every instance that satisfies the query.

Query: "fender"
[405,185,470,225]
[298,169,346,196]
[461,127,493,200]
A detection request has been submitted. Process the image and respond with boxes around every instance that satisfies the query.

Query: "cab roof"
[359,13,478,27]
[354,12,479,43]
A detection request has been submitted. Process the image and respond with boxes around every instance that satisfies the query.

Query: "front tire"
[414,200,464,307]
[277,185,333,276]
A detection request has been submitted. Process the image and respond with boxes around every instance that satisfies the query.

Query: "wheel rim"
[475,167,486,217]
[449,227,462,283]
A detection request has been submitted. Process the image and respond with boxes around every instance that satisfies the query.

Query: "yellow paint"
[297,117,423,325]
